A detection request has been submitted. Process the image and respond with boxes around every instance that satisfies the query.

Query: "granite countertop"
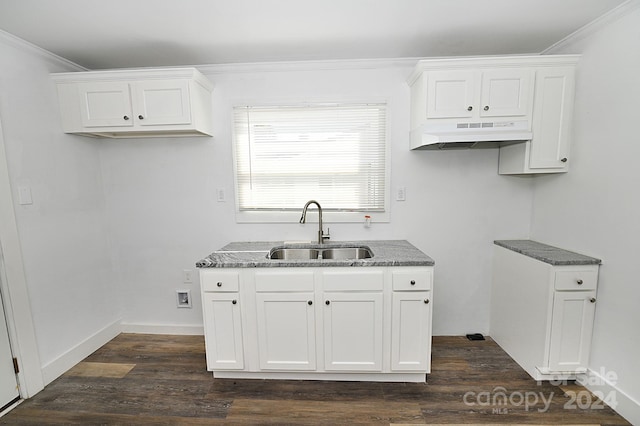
[196,240,434,268]
[494,239,601,266]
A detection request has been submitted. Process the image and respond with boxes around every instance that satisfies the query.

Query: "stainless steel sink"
[321,247,373,259]
[268,248,320,260]
[267,245,373,260]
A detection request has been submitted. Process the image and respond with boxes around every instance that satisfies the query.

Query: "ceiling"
[0,0,628,70]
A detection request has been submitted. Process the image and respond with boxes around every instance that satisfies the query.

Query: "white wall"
[532,5,640,424]
[0,35,120,378]
[100,63,534,335]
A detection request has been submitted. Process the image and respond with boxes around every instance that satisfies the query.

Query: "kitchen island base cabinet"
[490,244,599,381]
[200,266,433,383]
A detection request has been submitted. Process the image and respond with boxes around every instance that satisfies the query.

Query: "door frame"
[0,117,44,398]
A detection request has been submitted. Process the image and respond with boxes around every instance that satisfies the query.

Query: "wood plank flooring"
[1,334,630,425]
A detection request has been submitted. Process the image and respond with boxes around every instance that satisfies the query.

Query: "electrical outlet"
[183,269,193,283]
[216,188,226,202]
[396,186,406,201]
[176,290,192,308]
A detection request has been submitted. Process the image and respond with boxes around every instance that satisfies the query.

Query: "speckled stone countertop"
[494,240,601,266]
[196,240,434,268]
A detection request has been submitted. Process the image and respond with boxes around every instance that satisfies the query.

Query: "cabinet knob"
[138,115,144,120]
[308,300,313,305]
[424,299,430,304]
[561,157,568,163]
[232,299,237,305]
[483,105,489,111]
[325,300,330,305]
[590,297,596,303]
[216,282,222,287]
[123,115,130,121]
[410,280,416,285]
[467,106,473,111]
[577,279,584,285]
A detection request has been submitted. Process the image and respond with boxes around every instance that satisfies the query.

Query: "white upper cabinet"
[78,81,133,128]
[52,68,213,138]
[426,68,532,120]
[408,55,579,175]
[426,70,477,119]
[480,69,533,118]
[499,66,576,174]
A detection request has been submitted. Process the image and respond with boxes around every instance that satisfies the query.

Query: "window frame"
[231,100,391,224]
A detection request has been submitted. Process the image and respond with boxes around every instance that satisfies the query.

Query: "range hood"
[410,120,532,150]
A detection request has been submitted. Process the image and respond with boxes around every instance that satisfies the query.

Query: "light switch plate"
[18,185,33,205]
[216,188,226,202]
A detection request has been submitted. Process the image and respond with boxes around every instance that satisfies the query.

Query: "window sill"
[235,210,389,224]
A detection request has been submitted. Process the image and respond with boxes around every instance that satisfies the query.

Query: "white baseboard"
[40,319,121,385]
[39,321,203,387]
[120,323,204,336]
[577,367,640,425]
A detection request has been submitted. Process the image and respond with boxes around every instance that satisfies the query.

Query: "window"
[233,103,389,223]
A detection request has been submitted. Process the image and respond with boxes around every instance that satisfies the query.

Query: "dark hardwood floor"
[1,334,630,425]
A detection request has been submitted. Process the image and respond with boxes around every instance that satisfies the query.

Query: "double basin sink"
[268,245,373,260]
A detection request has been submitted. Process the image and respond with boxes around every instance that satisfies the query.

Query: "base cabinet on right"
[491,244,600,381]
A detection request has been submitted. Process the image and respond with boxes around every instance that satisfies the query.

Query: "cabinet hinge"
[12,357,19,374]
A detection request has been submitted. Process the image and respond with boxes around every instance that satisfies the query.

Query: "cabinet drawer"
[392,269,432,291]
[322,269,384,291]
[255,270,314,292]
[201,270,239,292]
[554,269,597,291]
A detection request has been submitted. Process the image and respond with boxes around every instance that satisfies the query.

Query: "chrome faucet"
[299,200,330,244]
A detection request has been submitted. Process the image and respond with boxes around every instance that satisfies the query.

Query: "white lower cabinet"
[255,292,317,370]
[391,292,432,371]
[390,268,433,372]
[491,245,599,381]
[200,266,434,382]
[323,292,383,371]
[547,290,597,373]
[202,292,244,370]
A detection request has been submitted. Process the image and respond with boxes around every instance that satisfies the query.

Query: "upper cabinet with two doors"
[424,68,534,120]
[52,68,214,138]
[408,55,579,175]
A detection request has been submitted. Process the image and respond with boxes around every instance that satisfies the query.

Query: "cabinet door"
[528,67,575,170]
[323,292,383,371]
[426,70,477,119]
[78,82,133,128]
[255,293,316,370]
[132,80,192,126]
[480,69,533,118]
[391,292,432,371]
[202,293,244,370]
[548,291,596,372]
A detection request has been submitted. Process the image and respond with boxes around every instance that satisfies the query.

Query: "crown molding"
[542,0,640,54]
[195,57,419,75]
[0,29,87,71]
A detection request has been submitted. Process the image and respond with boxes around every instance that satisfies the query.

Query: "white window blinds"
[233,103,387,213]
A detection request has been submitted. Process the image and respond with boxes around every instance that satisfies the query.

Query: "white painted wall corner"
[40,319,122,385]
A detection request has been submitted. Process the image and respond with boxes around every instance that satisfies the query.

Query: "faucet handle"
[322,227,331,241]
